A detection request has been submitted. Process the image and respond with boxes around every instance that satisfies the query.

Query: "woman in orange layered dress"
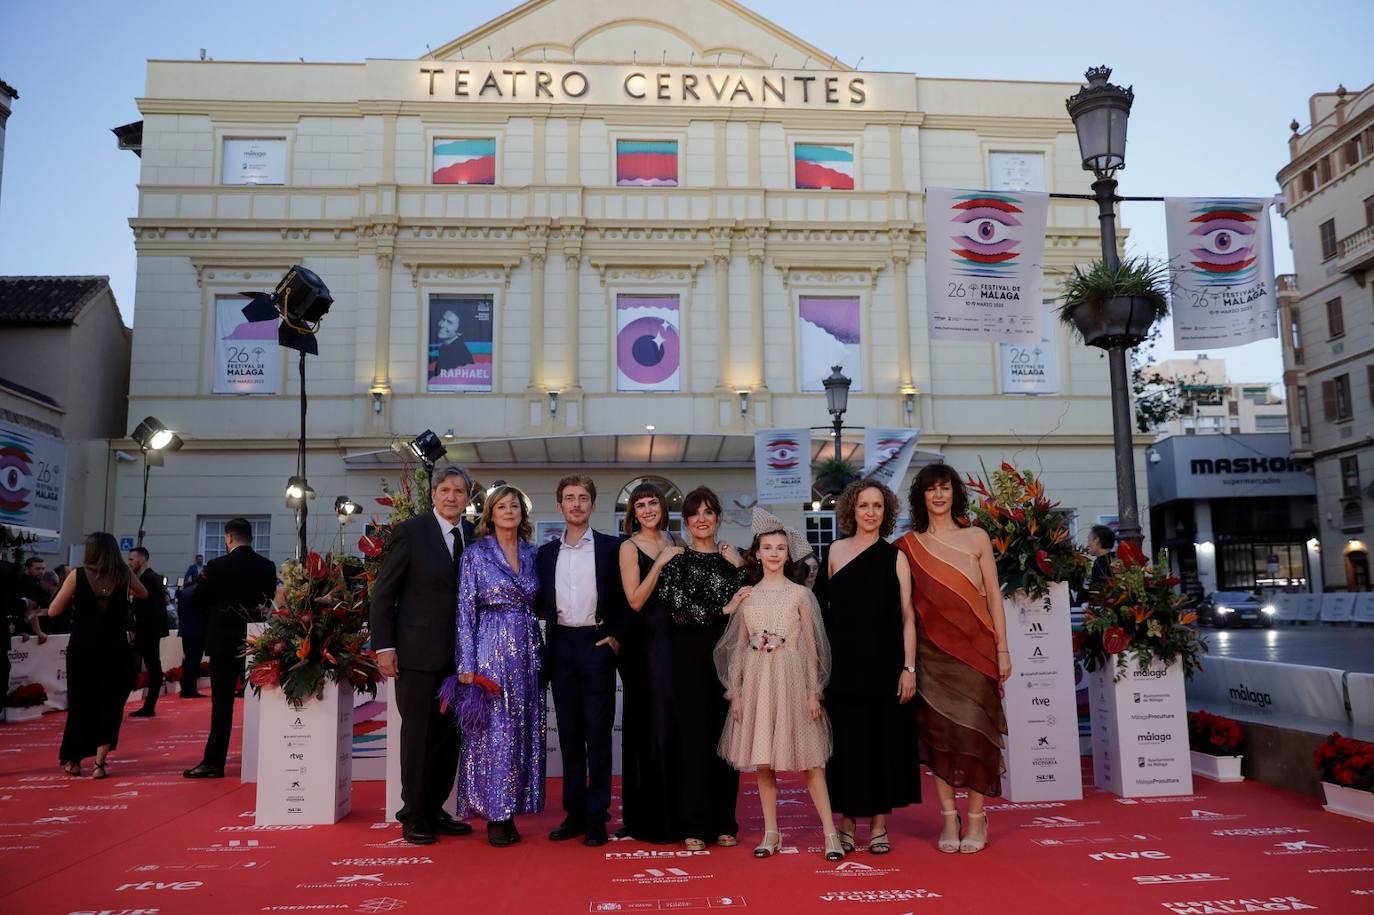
[895,464,1011,854]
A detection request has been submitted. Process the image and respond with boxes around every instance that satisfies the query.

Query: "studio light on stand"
[130,416,184,547]
[241,266,333,560]
[407,429,448,510]
[334,496,360,555]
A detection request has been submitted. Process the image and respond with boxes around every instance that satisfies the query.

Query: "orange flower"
[1027,517,1039,536]
[1180,611,1197,625]
[1026,479,1044,500]
[992,535,1011,554]
[1050,527,1069,544]
[1132,606,1152,624]
[296,638,311,661]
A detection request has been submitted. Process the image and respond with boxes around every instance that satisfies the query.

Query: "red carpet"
[2,698,1373,915]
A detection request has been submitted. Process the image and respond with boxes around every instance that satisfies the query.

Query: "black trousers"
[180,633,205,695]
[671,627,739,842]
[394,667,461,828]
[201,653,241,769]
[134,634,163,710]
[550,626,617,826]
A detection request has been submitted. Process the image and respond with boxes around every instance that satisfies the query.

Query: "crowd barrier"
[1349,672,1374,726]
[1186,654,1374,741]
[1356,593,1374,624]
[1320,593,1357,623]
[1273,592,1320,622]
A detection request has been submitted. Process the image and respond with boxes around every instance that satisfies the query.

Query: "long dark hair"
[907,463,970,533]
[742,530,799,585]
[82,532,129,594]
[623,481,667,535]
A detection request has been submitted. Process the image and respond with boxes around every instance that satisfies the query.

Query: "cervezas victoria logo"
[1161,898,1317,914]
[818,888,941,903]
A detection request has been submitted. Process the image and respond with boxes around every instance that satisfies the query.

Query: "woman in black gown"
[654,486,745,851]
[617,481,683,842]
[47,533,147,778]
[815,480,920,854]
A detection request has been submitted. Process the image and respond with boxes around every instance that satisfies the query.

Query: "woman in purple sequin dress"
[453,484,546,847]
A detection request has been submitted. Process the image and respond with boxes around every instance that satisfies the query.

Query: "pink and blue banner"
[799,295,861,392]
[794,143,854,190]
[433,138,496,185]
[616,294,680,390]
[1165,197,1278,350]
[616,140,678,186]
[214,295,279,394]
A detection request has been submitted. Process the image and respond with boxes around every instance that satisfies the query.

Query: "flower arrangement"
[134,671,150,690]
[1075,540,1206,680]
[243,552,381,708]
[359,468,429,603]
[5,683,47,708]
[966,463,1089,601]
[164,666,183,683]
[1188,710,1244,756]
[1313,732,1374,792]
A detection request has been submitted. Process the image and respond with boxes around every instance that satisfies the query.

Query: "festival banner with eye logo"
[754,428,812,505]
[616,294,681,391]
[0,419,66,538]
[923,187,1049,343]
[1165,197,1278,350]
[860,428,921,492]
[798,296,861,392]
[213,295,280,394]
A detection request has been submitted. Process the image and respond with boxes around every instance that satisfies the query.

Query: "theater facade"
[113,0,1146,565]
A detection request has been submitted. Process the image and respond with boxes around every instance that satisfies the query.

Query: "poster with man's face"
[427,295,493,392]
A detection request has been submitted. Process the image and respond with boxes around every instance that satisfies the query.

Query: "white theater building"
[113,0,1146,565]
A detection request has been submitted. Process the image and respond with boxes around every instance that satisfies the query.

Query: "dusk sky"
[2,0,1369,384]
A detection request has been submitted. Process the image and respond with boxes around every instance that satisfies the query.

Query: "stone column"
[369,248,394,403]
[747,227,767,389]
[564,226,584,390]
[528,226,548,390]
[890,227,913,392]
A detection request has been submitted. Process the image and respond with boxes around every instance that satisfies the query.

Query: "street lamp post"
[1066,66,1143,547]
[822,365,851,462]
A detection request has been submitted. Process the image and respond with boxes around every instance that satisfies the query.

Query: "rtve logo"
[1089,850,1170,861]
[1031,697,1051,707]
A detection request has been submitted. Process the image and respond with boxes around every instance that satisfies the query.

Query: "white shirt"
[434,507,466,560]
[554,528,598,627]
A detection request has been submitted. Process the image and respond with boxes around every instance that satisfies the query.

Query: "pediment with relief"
[430,0,845,70]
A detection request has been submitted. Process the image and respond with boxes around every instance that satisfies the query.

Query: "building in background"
[1144,356,1288,439]
[110,0,1148,565]
[1146,433,1317,598]
[0,277,132,559]
[1277,81,1374,590]
[0,79,16,206]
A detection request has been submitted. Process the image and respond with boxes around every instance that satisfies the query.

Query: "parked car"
[1196,590,1277,628]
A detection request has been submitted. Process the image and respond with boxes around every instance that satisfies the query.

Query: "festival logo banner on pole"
[214,296,279,394]
[860,428,920,490]
[755,428,811,505]
[799,296,861,392]
[427,294,494,392]
[924,187,1049,343]
[1166,197,1278,350]
[999,302,1060,394]
[616,294,681,391]
[0,419,66,538]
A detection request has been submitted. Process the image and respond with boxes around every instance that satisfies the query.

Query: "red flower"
[358,534,383,558]
[1072,630,1085,654]
[1034,549,1052,575]
[305,552,328,580]
[375,496,394,507]
[1008,508,1026,523]
[1102,625,1132,655]
[1117,540,1147,568]
[248,662,280,688]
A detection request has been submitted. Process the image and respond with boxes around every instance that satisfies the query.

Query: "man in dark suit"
[184,518,277,778]
[370,465,476,845]
[176,581,207,698]
[127,547,170,717]
[537,475,629,846]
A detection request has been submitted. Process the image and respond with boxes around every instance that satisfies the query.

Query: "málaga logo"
[1228,682,1273,710]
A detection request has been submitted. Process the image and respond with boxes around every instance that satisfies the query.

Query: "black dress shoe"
[180,692,206,699]
[487,820,514,847]
[507,819,522,844]
[549,819,585,841]
[402,821,437,845]
[129,708,156,718]
[182,763,224,779]
[432,812,473,835]
[584,824,608,846]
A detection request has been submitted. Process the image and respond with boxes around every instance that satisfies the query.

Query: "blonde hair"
[476,484,533,542]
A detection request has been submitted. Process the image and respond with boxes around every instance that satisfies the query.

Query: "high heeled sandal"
[868,830,890,855]
[92,761,109,780]
[959,811,988,854]
[837,826,855,853]
[823,831,845,861]
[716,834,738,847]
[61,761,81,777]
[937,810,961,854]
[684,837,707,852]
[753,830,782,858]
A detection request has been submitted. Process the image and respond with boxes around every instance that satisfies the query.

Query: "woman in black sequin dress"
[655,486,746,851]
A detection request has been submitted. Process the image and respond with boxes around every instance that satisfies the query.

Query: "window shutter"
[1323,379,1338,420]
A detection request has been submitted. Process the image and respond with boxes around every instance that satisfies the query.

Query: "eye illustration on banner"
[1186,200,1259,286]
[0,430,35,518]
[873,437,906,466]
[615,295,681,391]
[765,437,802,473]
[950,193,1025,278]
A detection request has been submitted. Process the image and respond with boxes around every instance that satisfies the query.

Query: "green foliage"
[1056,255,1171,323]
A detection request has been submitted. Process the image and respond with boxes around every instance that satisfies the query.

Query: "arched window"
[615,475,685,535]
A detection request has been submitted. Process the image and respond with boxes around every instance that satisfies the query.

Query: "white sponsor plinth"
[1001,582,1083,801]
[7,634,70,710]
[255,680,352,825]
[1089,659,1193,797]
[240,622,267,783]
[384,682,460,821]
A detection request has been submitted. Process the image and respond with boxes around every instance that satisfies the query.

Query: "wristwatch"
[902,665,916,673]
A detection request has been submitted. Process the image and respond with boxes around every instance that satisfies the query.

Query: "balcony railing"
[1338,224,1374,280]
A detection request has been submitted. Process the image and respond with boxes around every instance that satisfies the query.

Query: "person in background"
[17,556,49,640]
[127,547,169,718]
[183,519,277,779]
[38,571,70,634]
[184,554,204,585]
[176,581,206,698]
[1087,524,1116,593]
[47,533,148,778]
[538,475,627,847]
[0,555,23,708]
